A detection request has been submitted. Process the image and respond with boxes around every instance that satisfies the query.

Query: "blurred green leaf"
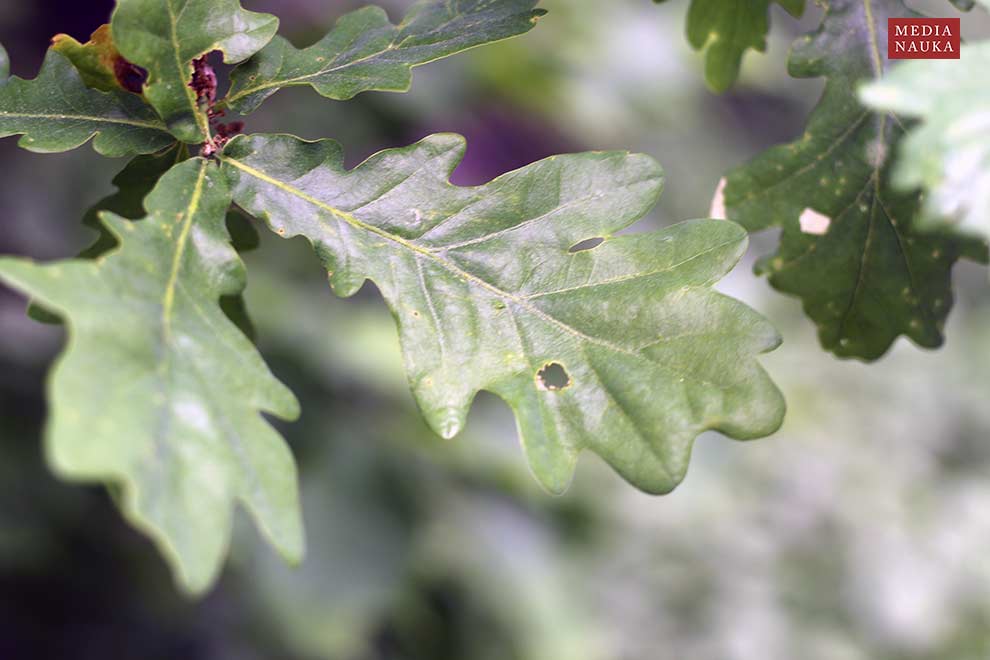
[0,50,173,157]
[0,42,8,81]
[111,0,279,142]
[723,0,985,361]
[221,132,784,495]
[860,42,990,243]
[79,144,189,258]
[226,0,546,114]
[27,145,189,324]
[657,0,804,92]
[0,158,303,594]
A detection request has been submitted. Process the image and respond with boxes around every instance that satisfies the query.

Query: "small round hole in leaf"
[568,237,604,253]
[537,362,571,391]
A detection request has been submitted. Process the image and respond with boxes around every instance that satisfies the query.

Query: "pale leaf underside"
[860,41,990,242]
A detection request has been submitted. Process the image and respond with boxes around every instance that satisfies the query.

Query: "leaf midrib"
[221,154,714,359]
[165,0,210,140]
[835,0,925,340]
[861,0,884,79]
[226,38,401,103]
[161,158,207,339]
[225,7,539,105]
[0,110,167,130]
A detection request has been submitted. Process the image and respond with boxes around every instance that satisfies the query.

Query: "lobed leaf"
[220,133,784,495]
[80,144,189,258]
[52,24,140,93]
[0,158,304,594]
[0,49,174,157]
[656,0,804,92]
[225,0,546,115]
[111,0,279,142]
[26,145,188,325]
[860,42,990,243]
[722,0,986,361]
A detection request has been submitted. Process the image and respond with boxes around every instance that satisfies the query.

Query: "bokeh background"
[2,1,990,658]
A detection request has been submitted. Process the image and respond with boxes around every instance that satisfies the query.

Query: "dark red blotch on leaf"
[113,57,147,94]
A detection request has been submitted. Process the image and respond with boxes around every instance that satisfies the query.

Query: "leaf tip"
[436,408,464,440]
[529,458,576,496]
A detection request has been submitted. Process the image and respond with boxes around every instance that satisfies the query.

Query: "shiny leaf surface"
[111,0,279,141]
[0,49,173,157]
[220,133,784,495]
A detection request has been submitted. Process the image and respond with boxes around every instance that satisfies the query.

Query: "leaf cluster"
[0,0,786,593]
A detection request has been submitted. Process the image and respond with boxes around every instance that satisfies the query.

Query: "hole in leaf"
[568,237,604,253]
[537,362,571,391]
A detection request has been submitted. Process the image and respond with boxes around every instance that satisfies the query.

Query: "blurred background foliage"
[1,1,990,658]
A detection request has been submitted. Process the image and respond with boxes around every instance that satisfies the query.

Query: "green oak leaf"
[860,42,990,241]
[0,158,304,594]
[81,144,189,259]
[225,0,546,115]
[73,145,256,258]
[26,145,188,325]
[111,0,279,142]
[52,25,131,93]
[220,133,784,495]
[0,49,173,157]
[68,147,261,337]
[655,0,805,92]
[722,0,985,361]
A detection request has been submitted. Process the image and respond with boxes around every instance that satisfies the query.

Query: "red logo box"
[888,18,960,59]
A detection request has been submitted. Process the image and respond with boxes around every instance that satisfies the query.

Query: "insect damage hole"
[537,363,571,391]
[568,237,604,253]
